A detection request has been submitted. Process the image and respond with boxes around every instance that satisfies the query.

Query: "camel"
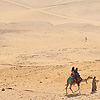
[65,75,92,94]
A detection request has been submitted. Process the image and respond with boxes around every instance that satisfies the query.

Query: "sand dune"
[1,0,100,25]
[0,0,100,100]
[10,0,85,8]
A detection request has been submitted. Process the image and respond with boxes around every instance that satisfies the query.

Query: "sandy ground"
[0,0,100,100]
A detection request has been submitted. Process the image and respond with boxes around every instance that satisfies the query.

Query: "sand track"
[1,0,100,25]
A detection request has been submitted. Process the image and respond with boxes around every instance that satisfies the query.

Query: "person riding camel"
[67,67,75,82]
[74,68,81,81]
[70,67,76,83]
[67,67,81,83]
[71,67,75,76]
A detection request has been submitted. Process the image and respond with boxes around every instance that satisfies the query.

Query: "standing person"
[92,76,99,92]
[85,37,87,41]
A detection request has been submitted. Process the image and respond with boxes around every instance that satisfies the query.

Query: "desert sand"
[0,0,100,100]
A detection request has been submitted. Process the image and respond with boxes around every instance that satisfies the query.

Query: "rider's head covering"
[71,67,74,72]
[75,68,78,73]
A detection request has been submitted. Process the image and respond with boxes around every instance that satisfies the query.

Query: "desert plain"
[0,0,100,100]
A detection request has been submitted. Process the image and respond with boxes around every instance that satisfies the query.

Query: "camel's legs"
[69,84,74,94]
[65,81,69,94]
[74,83,80,94]
[78,85,80,94]
[76,83,81,94]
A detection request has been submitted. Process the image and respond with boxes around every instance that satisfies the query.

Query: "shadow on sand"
[65,93,89,98]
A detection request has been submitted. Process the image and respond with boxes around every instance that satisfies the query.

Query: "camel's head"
[87,76,93,80]
[85,76,93,84]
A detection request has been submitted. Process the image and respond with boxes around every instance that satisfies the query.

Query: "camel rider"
[71,67,75,76]
[70,67,76,83]
[67,67,75,82]
[74,68,81,81]
[67,67,81,82]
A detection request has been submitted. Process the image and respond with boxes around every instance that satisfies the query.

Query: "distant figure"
[92,76,99,92]
[85,37,87,41]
